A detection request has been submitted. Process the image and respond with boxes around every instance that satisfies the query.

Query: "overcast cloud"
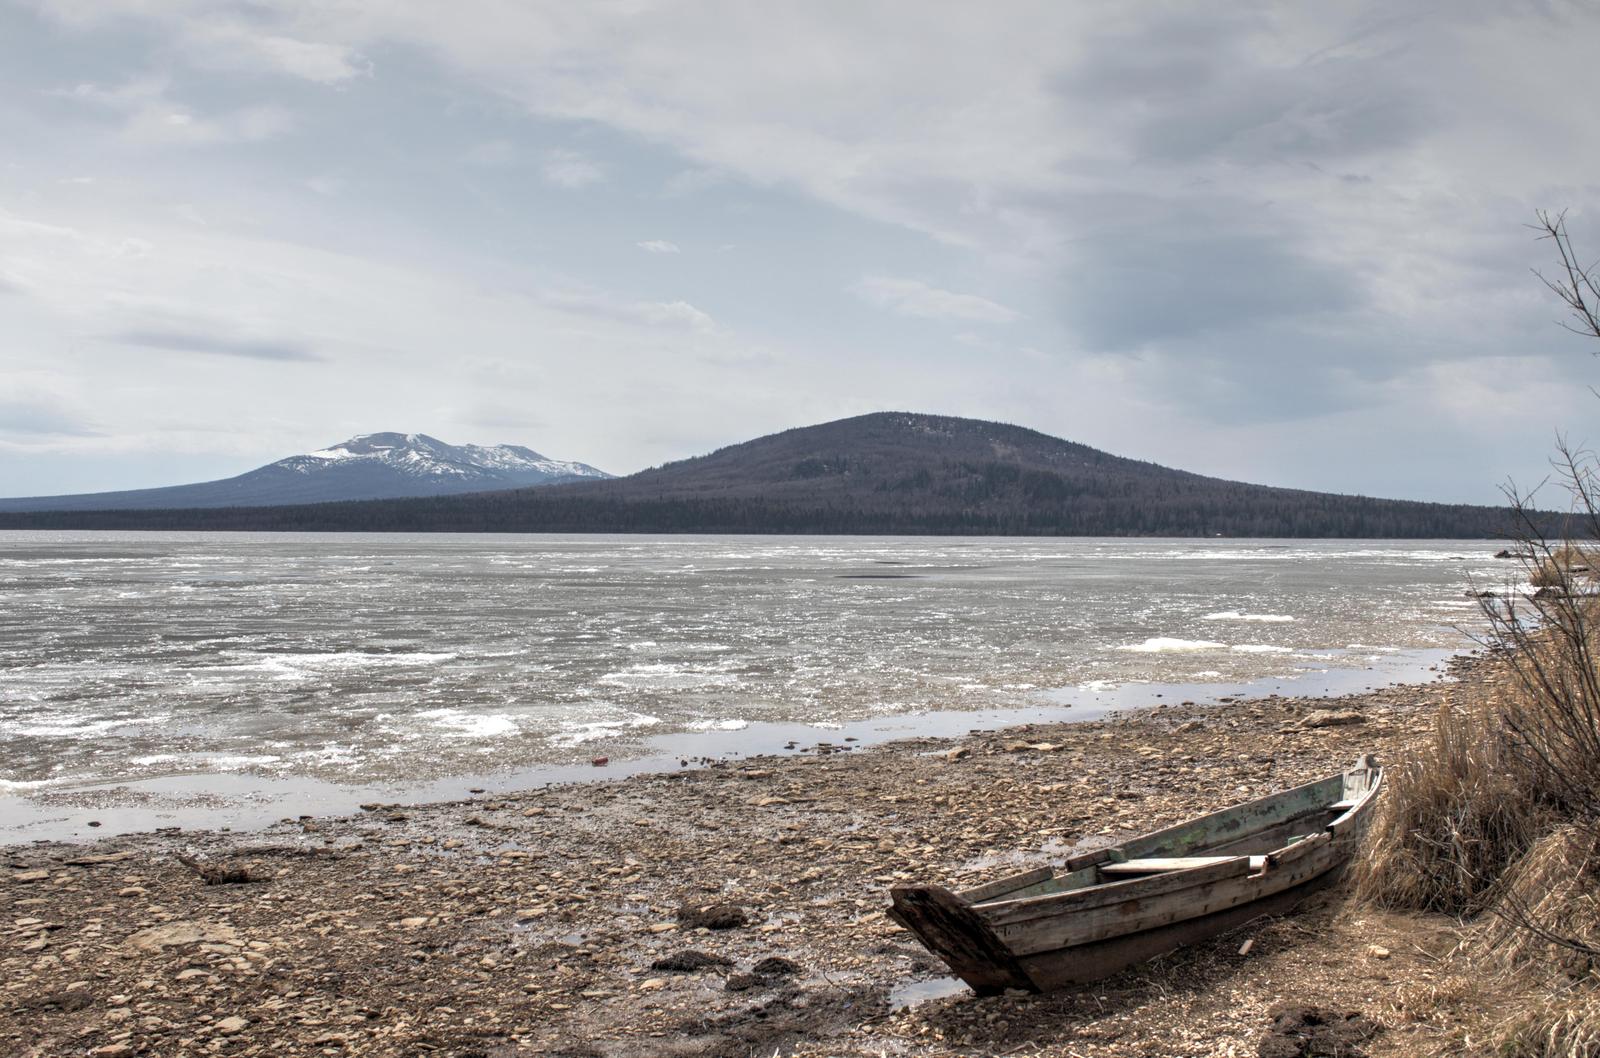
[2,1,1599,503]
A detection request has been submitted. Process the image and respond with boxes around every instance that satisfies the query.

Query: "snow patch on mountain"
[278,432,610,483]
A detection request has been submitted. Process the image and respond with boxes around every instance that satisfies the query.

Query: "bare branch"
[1531,209,1600,346]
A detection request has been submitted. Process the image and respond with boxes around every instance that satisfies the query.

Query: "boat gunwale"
[956,771,1342,905]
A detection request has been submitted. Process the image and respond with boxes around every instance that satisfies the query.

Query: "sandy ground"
[1,659,1481,1058]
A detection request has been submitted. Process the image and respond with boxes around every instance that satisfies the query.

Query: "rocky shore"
[2,659,1480,1057]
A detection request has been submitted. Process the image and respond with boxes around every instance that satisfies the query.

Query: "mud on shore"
[2,659,1479,1057]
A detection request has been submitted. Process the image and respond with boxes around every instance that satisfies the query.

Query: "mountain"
[0,432,610,512]
[0,413,1528,536]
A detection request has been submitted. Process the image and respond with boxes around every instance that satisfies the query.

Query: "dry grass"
[1529,547,1593,589]
[1490,825,1600,977]
[1531,546,1600,589]
[1352,699,1547,915]
[1355,617,1600,1055]
[1487,983,1600,1058]
[1397,968,1600,1058]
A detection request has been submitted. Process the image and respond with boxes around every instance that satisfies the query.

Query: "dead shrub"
[1492,591,1600,829]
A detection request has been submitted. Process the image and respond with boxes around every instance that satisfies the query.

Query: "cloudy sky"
[3,1,1600,504]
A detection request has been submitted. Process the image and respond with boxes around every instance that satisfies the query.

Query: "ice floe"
[1118,638,1227,653]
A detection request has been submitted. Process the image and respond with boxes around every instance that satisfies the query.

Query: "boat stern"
[888,885,1036,995]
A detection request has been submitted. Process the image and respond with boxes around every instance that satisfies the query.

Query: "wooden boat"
[888,755,1383,994]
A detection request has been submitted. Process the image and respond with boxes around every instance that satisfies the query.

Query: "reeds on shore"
[1353,540,1600,1056]
[1353,698,1550,916]
[1531,546,1600,589]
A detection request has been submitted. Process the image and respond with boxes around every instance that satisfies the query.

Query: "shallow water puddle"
[890,975,970,1009]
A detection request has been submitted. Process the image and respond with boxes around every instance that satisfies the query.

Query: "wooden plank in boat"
[1266,831,1331,868]
[1064,849,1115,872]
[979,856,1252,926]
[996,847,1337,956]
[1099,856,1238,875]
[1207,817,1330,857]
[957,866,1055,904]
[1050,776,1350,877]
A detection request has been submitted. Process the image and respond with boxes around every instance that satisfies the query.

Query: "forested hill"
[0,412,1528,537]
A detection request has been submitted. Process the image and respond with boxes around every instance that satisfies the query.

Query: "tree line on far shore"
[0,463,1533,538]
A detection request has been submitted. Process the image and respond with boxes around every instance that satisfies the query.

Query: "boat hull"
[1011,860,1345,992]
[888,758,1380,994]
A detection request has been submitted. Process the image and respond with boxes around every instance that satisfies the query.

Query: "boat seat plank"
[1328,800,1359,811]
[1099,856,1238,875]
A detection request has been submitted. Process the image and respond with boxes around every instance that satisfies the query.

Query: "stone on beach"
[124,921,241,953]
[751,955,802,977]
[1300,708,1365,728]
[650,950,733,972]
[676,902,750,930]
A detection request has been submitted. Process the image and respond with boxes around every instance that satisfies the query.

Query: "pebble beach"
[1,656,1481,1058]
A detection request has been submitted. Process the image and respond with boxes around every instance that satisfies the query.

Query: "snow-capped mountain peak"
[0,432,611,512]
[281,433,609,483]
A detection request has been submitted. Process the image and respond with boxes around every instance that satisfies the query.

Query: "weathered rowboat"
[888,755,1382,994]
